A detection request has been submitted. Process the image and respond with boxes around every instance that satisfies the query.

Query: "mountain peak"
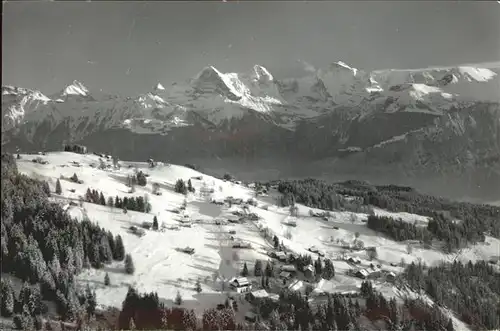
[154,83,165,91]
[328,61,359,76]
[62,80,89,97]
[252,65,274,83]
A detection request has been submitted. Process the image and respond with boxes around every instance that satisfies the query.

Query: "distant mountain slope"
[2,61,499,200]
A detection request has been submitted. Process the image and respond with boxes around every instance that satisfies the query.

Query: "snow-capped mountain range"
[2,61,500,200]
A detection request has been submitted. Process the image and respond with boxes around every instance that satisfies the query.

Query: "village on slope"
[15,146,500,330]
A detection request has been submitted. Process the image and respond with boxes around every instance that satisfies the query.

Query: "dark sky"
[3,1,500,95]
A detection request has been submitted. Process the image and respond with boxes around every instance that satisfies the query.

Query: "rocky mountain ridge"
[2,61,499,200]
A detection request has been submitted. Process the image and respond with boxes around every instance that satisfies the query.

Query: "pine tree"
[114,235,125,261]
[104,272,110,286]
[273,235,279,249]
[174,179,188,195]
[265,262,273,277]
[55,179,62,194]
[175,291,183,305]
[114,196,121,208]
[195,279,202,293]
[86,188,93,202]
[0,280,14,317]
[187,179,194,193]
[107,196,114,207]
[153,216,159,231]
[446,318,455,331]
[241,262,249,276]
[254,260,263,276]
[99,192,106,205]
[124,254,135,274]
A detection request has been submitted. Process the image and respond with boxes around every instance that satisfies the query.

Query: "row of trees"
[84,188,152,213]
[1,279,97,330]
[366,213,486,252]
[174,179,195,195]
[111,280,457,330]
[127,171,147,188]
[0,153,124,325]
[63,144,87,154]
[404,260,500,329]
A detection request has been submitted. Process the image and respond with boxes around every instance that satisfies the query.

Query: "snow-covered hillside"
[15,151,500,319]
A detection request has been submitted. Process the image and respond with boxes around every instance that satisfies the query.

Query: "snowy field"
[16,152,500,321]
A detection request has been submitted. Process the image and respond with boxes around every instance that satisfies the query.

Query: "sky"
[3,1,500,96]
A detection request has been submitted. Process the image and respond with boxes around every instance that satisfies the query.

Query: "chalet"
[276,251,287,262]
[304,264,315,279]
[211,198,224,205]
[288,280,304,292]
[355,269,369,279]
[214,219,227,225]
[180,223,192,228]
[141,222,152,230]
[129,226,146,237]
[229,277,252,293]
[347,257,362,264]
[228,230,236,235]
[268,293,280,301]
[283,220,297,227]
[248,213,259,220]
[232,242,252,249]
[248,289,269,301]
[308,246,319,253]
[179,247,195,255]
[226,215,240,223]
[281,265,297,273]
[246,198,258,206]
[386,272,396,282]
[367,266,381,279]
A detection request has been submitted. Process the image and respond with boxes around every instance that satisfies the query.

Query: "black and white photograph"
[1,1,499,330]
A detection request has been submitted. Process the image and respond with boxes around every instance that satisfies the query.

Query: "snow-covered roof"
[231,277,250,286]
[357,269,369,277]
[250,289,269,298]
[279,271,291,278]
[276,251,287,258]
[281,264,296,272]
[288,280,303,291]
[268,294,280,301]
